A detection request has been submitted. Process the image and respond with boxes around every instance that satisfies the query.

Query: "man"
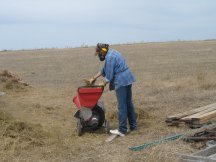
[87,43,137,137]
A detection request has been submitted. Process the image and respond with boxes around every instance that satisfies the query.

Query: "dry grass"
[0,40,216,161]
[0,110,51,162]
[0,70,28,91]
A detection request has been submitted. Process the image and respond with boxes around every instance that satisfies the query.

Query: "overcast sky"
[0,0,215,50]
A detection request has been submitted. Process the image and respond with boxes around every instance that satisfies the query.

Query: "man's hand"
[83,77,96,86]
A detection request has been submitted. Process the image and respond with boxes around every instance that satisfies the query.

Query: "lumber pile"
[166,103,216,128]
[183,127,216,142]
[181,144,216,162]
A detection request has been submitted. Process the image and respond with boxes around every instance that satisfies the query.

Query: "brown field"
[0,40,216,162]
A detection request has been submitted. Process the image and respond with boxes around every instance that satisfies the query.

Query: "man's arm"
[85,71,102,85]
[93,71,102,80]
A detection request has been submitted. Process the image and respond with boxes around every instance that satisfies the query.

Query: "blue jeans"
[115,84,137,134]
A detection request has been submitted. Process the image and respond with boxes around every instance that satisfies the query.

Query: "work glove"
[98,81,107,87]
[83,77,96,86]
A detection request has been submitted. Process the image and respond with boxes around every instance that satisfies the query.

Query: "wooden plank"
[194,144,216,156]
[105,134,118,142]
[199,117,216,124]
[187,123,203,129]
[191,110,216,122]
[179,145,216,162]
[196,110,216,119]
[181,118,193,122]
[187,117,216,128]
[166,120,179,124]
[181,154,216,162]
[181,105,216,121]
[192,108,216,119]
[167,103,216,120]
[181,107,216,121]
[166,120,186,126]
[209,154,216,159]
[192,117,216,125]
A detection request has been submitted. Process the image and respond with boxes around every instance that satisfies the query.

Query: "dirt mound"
[0,110,50,151]
[0,70,29,90]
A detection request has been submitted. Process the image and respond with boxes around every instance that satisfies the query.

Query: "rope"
[129,122,216,151]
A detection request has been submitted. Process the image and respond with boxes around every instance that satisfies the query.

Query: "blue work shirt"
[101,49,135,90]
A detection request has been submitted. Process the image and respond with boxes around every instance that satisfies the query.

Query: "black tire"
[76,118,82,136]
[91,105,105,131]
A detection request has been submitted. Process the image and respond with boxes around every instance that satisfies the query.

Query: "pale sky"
[0,0,215,50]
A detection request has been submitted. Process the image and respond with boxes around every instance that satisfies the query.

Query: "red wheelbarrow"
[73,86,110,136]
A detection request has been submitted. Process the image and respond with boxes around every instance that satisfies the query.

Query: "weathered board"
[166,103,216,128]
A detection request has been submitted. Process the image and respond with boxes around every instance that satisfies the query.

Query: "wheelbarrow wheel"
[104,119,110,134]
[76,118,82,136]
[91,105,105,131]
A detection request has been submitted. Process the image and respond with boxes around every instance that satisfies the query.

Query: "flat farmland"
[1,40,216,162]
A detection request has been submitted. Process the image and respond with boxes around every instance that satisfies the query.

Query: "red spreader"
[72,86,109,136]
[73,86,104,109]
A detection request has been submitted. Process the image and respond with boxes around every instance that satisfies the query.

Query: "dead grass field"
[0,40,216,161]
